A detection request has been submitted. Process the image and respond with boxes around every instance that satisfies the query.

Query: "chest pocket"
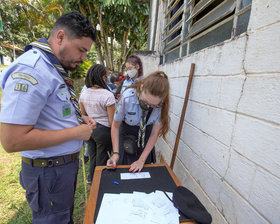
[125,112,140,126]
[56,90,72,119]
[57,91,70,101]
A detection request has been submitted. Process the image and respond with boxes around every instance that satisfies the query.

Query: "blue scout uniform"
[120,77,142,94]
[0,49,81,223]
[114,88,161,165]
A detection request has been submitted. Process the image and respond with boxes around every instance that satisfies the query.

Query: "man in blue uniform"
[0,11,96,223]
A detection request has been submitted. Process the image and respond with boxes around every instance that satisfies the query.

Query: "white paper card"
[120,172,151,180]
[95,191,180,224]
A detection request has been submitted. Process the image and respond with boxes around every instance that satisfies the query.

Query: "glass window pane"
[165,48,180,62]
[189,19,233,54]
[240,0,252,9]
[189,0,235,37]
[235,9,251,36]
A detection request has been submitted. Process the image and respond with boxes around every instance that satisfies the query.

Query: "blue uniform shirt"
[120,77,142,94]
[0,49,82,159]
[114,88,161,126]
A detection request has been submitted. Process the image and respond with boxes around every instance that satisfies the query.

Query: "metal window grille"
[161,0,252,63]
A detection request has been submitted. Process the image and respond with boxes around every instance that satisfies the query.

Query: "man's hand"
[76,124,93,140]
[82,115,96,129]
[87,117,96,129]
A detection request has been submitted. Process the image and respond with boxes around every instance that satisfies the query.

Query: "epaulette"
[122,88,137,98]
[19,49,41,68]
[121,88,138,104]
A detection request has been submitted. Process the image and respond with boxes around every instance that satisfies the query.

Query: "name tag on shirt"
[128,112,136,115]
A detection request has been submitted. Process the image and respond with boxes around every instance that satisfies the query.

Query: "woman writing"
[79,64,116,183]
[107,71,170,172]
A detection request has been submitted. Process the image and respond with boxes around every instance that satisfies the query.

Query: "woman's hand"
[106,153,119,169]
[129,159,145,173]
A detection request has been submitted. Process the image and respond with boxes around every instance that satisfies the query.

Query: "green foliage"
[70,60,93,79]
[87,46,98,63]
[0,0,70,50]
[0,0,150,74]
[68,0,150,71]
[0,2,30,50]
[103,0,131,6]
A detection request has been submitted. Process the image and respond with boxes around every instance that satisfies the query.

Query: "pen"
[107,151,113,164]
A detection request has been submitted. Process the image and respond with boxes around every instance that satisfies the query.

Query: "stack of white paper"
[95,191,180,224]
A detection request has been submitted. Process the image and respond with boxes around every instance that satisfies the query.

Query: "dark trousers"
[20,159,79,224]
[87,123,112,182]
[118,122,156,165]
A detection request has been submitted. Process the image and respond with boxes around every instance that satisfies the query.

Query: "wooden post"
[170,63,195,170]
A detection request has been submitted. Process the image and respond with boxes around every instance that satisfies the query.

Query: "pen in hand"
[107,151,117,169]
[107,151,113,164]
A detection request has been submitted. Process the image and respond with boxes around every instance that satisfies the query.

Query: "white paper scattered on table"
[120,171,151,180]
[95,191,179,224]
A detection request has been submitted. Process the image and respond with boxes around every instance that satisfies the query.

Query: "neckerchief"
[137,109,153,149]
[137,110,147,149]
[25,37,83,123]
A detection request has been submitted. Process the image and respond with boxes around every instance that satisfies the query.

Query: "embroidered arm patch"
[11,72,38,85]
[14,83,28,92]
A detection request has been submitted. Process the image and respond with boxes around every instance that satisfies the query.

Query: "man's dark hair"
[85,64,109,91]
[51,11,96,41]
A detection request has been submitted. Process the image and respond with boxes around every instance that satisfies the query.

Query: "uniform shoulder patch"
[14,83,28,92]
[11,72,38,85]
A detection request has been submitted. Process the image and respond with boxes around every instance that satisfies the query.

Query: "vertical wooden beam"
[170,63,195,169]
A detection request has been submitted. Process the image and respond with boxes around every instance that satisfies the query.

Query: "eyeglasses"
[141,100,163,109]
[140,93,163,109]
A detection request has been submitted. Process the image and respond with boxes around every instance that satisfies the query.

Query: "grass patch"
[0,147,31,224]
[0,146,90,224]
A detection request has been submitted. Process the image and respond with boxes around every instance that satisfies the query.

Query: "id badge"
[63,104,71,117]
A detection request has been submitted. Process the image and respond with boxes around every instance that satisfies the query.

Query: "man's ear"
[56,30,66,45]
[136,64,140,70]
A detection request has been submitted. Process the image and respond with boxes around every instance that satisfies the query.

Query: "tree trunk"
[94,38,104,65]
[85,4,104,65]
[110,32,114,70]
[97,6,112,69]
[120,29,129,70]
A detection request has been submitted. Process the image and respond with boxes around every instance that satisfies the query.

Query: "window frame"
[161,0,252,63]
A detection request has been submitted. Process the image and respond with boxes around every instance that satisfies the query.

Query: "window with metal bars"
[161,0,252,63]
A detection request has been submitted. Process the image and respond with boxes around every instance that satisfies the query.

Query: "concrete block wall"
[143,0,280,223]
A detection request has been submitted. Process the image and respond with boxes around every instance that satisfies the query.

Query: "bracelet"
[112,152,120,155]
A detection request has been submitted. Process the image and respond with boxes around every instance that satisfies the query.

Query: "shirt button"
[33,50,37,54]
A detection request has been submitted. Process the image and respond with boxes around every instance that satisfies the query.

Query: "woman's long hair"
[129,71,170,139]
[85,64,109,91]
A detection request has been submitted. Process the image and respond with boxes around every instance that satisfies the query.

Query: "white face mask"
[126,69,137,78]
